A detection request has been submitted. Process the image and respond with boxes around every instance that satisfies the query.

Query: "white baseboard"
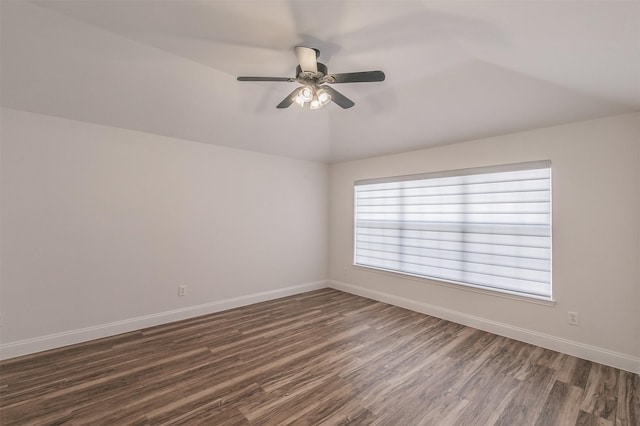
[328,280,640,374]
[0,281,328,360]
[4,280,638,374]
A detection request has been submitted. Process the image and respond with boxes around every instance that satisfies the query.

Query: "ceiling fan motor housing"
[296,63,328,84]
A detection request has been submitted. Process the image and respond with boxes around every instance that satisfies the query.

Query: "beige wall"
[329,113,640,371]
[2,108,638,371]
[0,108,329,353]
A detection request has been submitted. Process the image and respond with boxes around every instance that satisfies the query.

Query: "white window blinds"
[354,161,552,299]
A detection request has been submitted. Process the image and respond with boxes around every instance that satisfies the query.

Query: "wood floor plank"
[535,380,585,426]
[573,358,595,389]
[454,372,520,426]
[553,353,579,384]
[493,363,558,425]
[616,370,640,426]
[581,363,619,422]
[1,288,638,425]
[576,409,614,426]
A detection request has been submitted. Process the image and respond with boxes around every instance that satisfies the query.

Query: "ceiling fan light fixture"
[317,88,331,106]
[309,97,322,110]
[295,85,316,107]
[294,86,309,107]
[300,86,313,102]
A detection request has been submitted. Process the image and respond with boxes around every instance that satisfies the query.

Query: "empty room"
[1,1,639,425]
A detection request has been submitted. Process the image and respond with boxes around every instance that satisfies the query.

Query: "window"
[354,161,552,299]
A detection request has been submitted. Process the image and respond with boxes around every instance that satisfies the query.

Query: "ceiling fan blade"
[276,87,303,109]
[295,46,318,73]
[326,71,385,83]
[321,86,355,109]
[237,77,295,82]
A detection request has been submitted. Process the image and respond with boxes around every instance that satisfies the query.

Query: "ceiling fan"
[237,46,385,110]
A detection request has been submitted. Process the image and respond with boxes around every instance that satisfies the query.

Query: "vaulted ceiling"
[2,1,639,163]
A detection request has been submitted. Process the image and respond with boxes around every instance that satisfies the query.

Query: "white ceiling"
[2,1,639,163]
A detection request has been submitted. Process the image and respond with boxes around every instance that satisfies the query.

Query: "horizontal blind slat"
[355,257,550,297]
[355,239,551,262]
[356,179,550,199]
[355,228,550,248]
[355,160,551,187]
[356,244,550,272]
[356,213,550,225]
[356,202,550,215]
[356,221,550,237]
[356,251,550,283]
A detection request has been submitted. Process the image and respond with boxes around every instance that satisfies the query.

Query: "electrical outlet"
[178,285,187,296]
[568,311,579,325]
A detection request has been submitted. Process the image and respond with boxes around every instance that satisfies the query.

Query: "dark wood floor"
[1,289,638,425]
